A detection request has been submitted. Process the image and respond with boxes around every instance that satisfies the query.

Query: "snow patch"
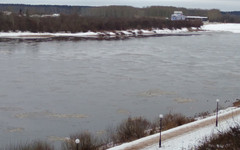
[201,23,240,33]
[0,28,189,39]
[1,23,240,39]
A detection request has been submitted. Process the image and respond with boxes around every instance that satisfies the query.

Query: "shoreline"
[0,28,201,41]
[1,23,239,41]
[0,33,201,42]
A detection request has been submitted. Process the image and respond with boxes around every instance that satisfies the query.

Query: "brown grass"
[162,113,195,130]
[62,131,102,150]
[233,99,240,107]
[197,124,240,150]
[108,117,151,144]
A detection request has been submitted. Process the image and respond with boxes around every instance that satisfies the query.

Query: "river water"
[0,32,239,147]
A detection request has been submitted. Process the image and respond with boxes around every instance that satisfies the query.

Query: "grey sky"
[0,0,239,11]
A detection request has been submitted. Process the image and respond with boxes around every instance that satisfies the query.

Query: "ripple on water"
[137,89,175,97]
[15,111,88,119]
[174,98,197,103]
[7,127,24,133]
[0,106,23,111]
[117,109,130,114]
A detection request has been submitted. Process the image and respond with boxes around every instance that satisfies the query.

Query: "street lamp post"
[216,99,219,127]
[159,114,163,148]
[75,138,80,150]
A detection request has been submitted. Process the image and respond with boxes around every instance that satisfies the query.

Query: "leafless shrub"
[61,131,103,150]
[194,111,210,119]
[162,113,195,130]
[108,116,151,144]
[233,99,240,107]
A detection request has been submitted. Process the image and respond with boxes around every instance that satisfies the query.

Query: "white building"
[171,11,185,21]
[171,11,208,21]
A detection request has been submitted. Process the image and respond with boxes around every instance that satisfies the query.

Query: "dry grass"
[196,124,240,150]
[233,99,240,107]
[162,113,195,130]
[194,111,210,119]
[62,131,102,150]
[107,113,194,147]
[108,117,151,144]
[149,113,195,135]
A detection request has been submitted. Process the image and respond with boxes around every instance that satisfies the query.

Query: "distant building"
[171,11,185,21]
[171,11,208,22]
[185,16,208,21]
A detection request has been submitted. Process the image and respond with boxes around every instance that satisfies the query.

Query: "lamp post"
[159,114,163,148]
[75,138,80,150]
[216,99,219,127]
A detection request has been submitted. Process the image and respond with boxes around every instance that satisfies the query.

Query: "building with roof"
[171,11,208,21]
[171,11,186,21]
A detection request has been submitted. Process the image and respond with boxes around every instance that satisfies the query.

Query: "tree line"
[0,13,203,33]
[1,4,240,22]
[0,4,89,14]
[83,6,240,22]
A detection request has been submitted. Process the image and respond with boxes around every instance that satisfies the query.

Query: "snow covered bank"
[0,31,99,39]
[201,23,240,33]
[0,23,239,40]
[0,28,191,40]
[108,107,240,150]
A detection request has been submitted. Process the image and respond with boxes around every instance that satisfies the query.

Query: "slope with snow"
[142,108,240,150]
[108,107,240,150]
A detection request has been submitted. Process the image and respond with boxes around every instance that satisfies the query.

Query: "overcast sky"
[0,0,239,11]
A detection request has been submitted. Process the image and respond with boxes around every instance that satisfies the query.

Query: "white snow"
[0,23,240,39]
[1,23,239,39]
[0,28,190,39]
[0,31,99,39]
[108,107,240,150]
[201,23,240,33]
[53,31,99,37]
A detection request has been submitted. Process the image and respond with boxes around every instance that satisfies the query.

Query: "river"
[0,31,239,147]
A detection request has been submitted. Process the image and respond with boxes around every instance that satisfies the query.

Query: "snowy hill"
[108,107,240,150]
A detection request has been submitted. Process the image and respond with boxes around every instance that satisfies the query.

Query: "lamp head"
[75,139,80,144]
[159,114,163,119]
